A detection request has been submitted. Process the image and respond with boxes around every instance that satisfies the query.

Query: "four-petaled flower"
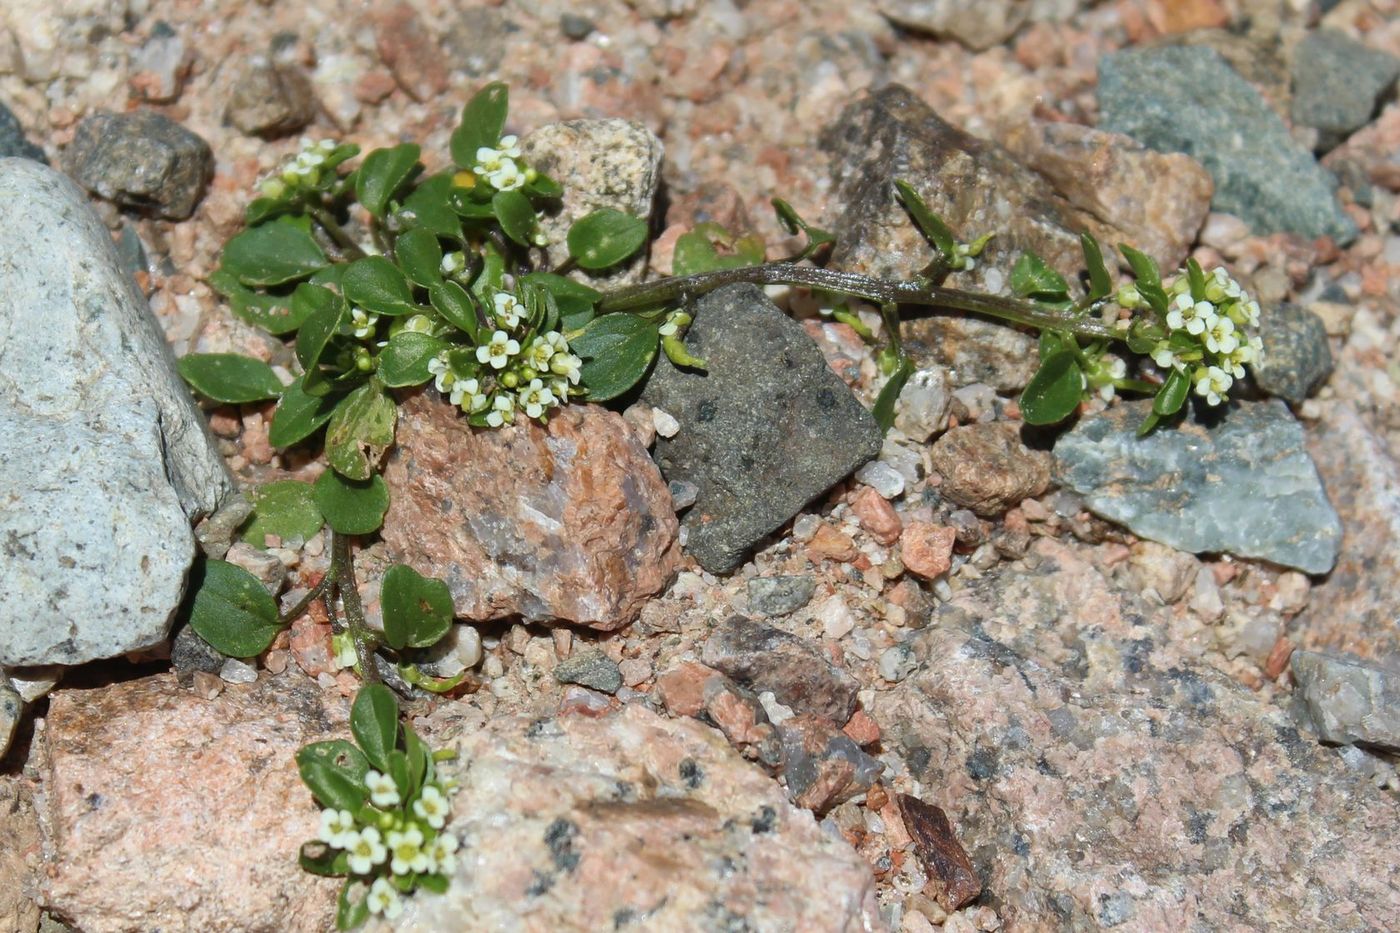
[365,770,400,808]
[1166,293,1214,336]
[1203,315,1237,355]
[345,826,388,875]
[524,334,555,370]
[318,808,357,849]
[349,307,379,340]
[493,291,524,329]
[486,392,515,428]
[516,378,557,419]
[1194,365,1232,406]
[427,354,454,394]
[449,376,480,410]
[549,349,582,385]
[387,825,433,876]
[477,330,520,370]
[429,833,460,876]
[367,877,403,919]
[412,784,451,830]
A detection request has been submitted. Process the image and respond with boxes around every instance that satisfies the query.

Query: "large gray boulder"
[0,157,233,667]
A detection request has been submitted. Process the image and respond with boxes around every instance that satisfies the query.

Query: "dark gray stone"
[224,58,317,138]
[63,110,213,219]
[0,101,46,164]
[170,625,227,685]
[559,13,595,40]
[746,575,817,617]
[640,284,882,573]
[1098,46,1356,244]
[1054,399,1342,574]
[702,616,859,722]
[1291,650,1400,750]
[778,715,884,813]
[1254,303,1333,404]
[554,650,623,694]
[1291,29,1400,153]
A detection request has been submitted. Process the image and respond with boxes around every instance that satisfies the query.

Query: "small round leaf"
[381,564,454,650]
[566,208,648,271]
[187,559,282,658]
[312,470,390,536]
[241,480,324,549]
[178,353,284,404]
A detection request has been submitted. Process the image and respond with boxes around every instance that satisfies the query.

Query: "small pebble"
[817,594,858,640]
[668,479,699,510]
[855,460,905,499]
[747,574,817,616]
[618,657,652,687]
[792,513,822,542]
[555,649,623,694]
[878,644,917,682]
[652,406,681,438]
[219,658,258,685]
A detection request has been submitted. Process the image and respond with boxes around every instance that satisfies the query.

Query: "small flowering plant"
[297,685,460,928]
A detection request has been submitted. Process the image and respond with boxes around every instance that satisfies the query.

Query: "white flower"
[387,825,433,876]
[1206,267,1243,302]
[449,377,480,410]
[366,877,403,919]
[488,158,525,191]
[317,809,357,849]
[1203,315,1237,355]
[365,770,400,808]
[544,331,569,354]
[344,826,388,875]
[1225,335,1263,377]
[330,632,359,670]
[1166,293,1215,335]
[441,251,466,276]
[476,330,520,370]
[1240,299,1261,328]
[349,307,379,340]
[497,134,521,159]
[474,145,505,174]
[428,354,453,394]
[485,393,515,427]
[1194,365,1233,406]
[429,833,460,876]
[493,291,524,329]
[549,351,582,385]
[524,335,555,370]
[402,314,435,335]
[517,378,557,419]
[1152,342,1184,372]
[412,784,451,829]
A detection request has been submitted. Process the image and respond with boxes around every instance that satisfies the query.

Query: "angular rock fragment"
[1291,650,1400,751]
[702,616,860,723]
[63,110,213,219]
[930,422,1051,517]
[897,794,982,911]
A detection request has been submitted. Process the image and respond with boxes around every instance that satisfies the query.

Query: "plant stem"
[330,532,380,684]
[278,574,332,626]
[309,207,367,261]
[596,262,1120,341]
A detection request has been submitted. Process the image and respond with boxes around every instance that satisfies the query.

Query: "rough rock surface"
[224,57,318,138]
[0,100,44,163]
[38,672,341,932]
[521,119,662,287]
[872,538,1400,931]
[930,422,1052,517]
[381,392,679,630]
[0,772,41,932]
[1254,302,1334,405]
[902,315,1038,393]
[1291,650,1400,750]
[873,0,1076,51]
[1055,400,1342,574]
[641,284,882,573]
[1290,29,1400,153]
[62,110,213,219]
[702,616,860,723]
[0,158,232,667]
[1098,46,1357,244]
[372,703,880,932]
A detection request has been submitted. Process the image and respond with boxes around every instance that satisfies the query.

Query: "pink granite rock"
[380,392,680,631]
[38,672,342,932]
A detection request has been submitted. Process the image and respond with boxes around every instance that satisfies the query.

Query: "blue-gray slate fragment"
[1290,29,1400,152]
[640,283,883,574]
[1253,302,1333,405]
[1054,400,1341,574]
[1098,46,1357,245]
[0,101,46,163]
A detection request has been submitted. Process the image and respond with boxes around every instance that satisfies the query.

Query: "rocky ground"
[2,0,1400,931]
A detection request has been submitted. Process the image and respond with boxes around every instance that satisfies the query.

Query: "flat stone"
[1098,45,1356,244]
[522,119,662,287]
[874,0,1075,51]
[1291,651,1400,750]
[1291,29,1400,153]
[746,575,817,617]
[380,393,679,631]
[0,100,45,163]
[224,58,318,138]
[38,672,342,931]
[371,1,449,102]
[872,537,1400,930]
[63,110,213,219]
[1054,400,1341,574]
[0,159,232,667]
[777,714,883,814]
[930,422,1051,517]
[897,794,981,911]
[894,366,951,441]
[372,704,879,932]
[641,284,882,573]
[554,650,623,694]
[1254,302,1334,405]
[702,616,860,723]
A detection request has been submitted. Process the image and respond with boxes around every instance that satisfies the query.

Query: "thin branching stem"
[596,262,1120,341]
[308,207,367,261]
[278,574,332,626]
[330,532,380,684]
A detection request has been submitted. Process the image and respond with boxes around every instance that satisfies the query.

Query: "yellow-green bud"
[500,371,520,389]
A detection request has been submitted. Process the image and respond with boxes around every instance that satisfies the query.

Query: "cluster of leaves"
[297,685,458,927]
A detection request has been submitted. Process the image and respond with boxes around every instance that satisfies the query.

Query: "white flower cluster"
[259,138,339,198]
[473,135,526,192]
[1147,267,1263,407]
[426,291,583,427]
[316,777,460,920]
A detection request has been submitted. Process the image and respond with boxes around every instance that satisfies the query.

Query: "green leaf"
[343,256,416,317]
[417,874,450,895]
[208,270,309,336]
[430,280,481,342]
[1020,350,1085,426]
[672,223,766,275]
[771,197,835,259]
[451,82,509,169]
[378,332,448,388]
[350,684,400,772]
[395,227,443,288]
[1119,245,1168,314]
[1127,318,1166,355]
[1010,252,1070,301]
[241,480,324,549]
[187,559,282,658]
[572,313,660,401]
[354,143,421,218]
[520,272,601,303]
[1038,330,1076,361]
[1186,258,1207,302]
[244,197,290,227]
[566,208,648,271]
[336,880,370,932]
[492,189,538,246]
[525,171,563,199]
[448,187,497,219]
[221,217,328,287]
[313,470,390,535]
[1080,233,1112,301]
[1153,366,1191,416]
[268,374,340,448]
[469,241,507,304]
[401,173,464,239]
[297,739,370,786]
[894,180,956,260]
[387,749,412,797]
[325,382,397,481]
[294,284,348,372]
[381,564,454,651]
[399,663,469,694]
[297,760,367,813]
[872,355,914,435]
[178,353,284,404]
[298,841,349,878]
[403,725,430,795]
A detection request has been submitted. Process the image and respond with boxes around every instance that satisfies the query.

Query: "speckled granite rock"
[372,703,880,932]
[872,538,1400,931]
[1291,29,1400,153]
[0,771,40,932]
[930,422,1051,517]
[380,392,679,630]
[1254,302,1334,404]
[38,672,342,932]
[1291,650,1400,750]
[0,158,233,667]
[63,110,213,219]
[1054,400,1341,574]
[873,0,1077,51]
[902,315,1038,393]
[702,616,860,723]
[641,284,882,574]
[1098,46,1357,244]
[522,119,662,287]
